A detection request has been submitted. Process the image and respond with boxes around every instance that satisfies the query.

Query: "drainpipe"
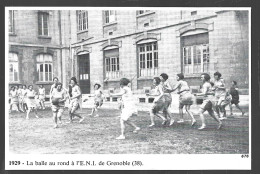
[58,10,63,83]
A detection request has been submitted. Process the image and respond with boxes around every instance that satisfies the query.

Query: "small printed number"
[241,154,249,158]
[9,161,21,165]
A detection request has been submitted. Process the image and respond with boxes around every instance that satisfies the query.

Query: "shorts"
[179,92,193,108]
[38,95,45,102]
[121,107,135,121]
[220,99,231,107]
[231,99,239,105]
[52,104,64,114]
[26,98,37,108]
[94,100,103,107]
[10,97,19,105]
[200,99,213,112]
[68,99,79,112]
[152,101,165,114]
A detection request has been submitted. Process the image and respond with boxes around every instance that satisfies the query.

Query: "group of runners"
[9,71,245,140]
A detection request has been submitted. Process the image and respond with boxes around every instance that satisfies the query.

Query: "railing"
[106,71,120,79]
[139,68,158,77]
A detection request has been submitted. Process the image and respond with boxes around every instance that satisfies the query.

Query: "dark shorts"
[231,99,239,105]
[95,100,103,107]
[200,99,213,112]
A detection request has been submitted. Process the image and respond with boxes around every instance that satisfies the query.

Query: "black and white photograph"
[5,7,251,170]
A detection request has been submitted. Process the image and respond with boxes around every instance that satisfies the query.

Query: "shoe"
[198,125,206,130]
[94,114,99,118]
[35,115,39,119]
[169,119,175,126]
[217,123,223,130]
[66,120,72,124]
[26,117,29,120]
[54,124,58,128]
[162,120,167,125]
[79,117,85,123]
[116,135,125,140]
[133,127,141,133]
[219,117,225,120]
[148,124,155,127]
[191,120,197,126]
[177,120,184,123]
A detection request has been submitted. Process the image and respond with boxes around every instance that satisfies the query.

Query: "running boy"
[38,84,46,109]
[87,83,104,117]
[110,78,140,140]
[51,82,67,128]
[229,81,245,116]
[195,73,222,130]
[146,77,170,127]
[26,85,39,119]
[168,73,196,126]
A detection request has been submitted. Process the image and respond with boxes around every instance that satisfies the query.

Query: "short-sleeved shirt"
[202,82,214,101]
[94,89,102,101]
[39,88,45,95]
[71,85,81,99]
[230,87,239,101]
[214,79,226,97]
[51,88,66,106]
[153,84,164,102]
[10,90,18,98]
[27,89,36,98]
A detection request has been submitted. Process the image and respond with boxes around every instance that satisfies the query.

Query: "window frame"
[38,12,49,36]
[182,44,209,74]
[77,10,88,32]
[9,10,15,34]
[104,10,116,24]
[9,53,19,82]
[36,54,53,82]
[138,42,158,77]
[105,56,120,79]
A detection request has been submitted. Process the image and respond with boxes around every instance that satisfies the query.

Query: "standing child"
[26,85,39,119]
[21,85,28,112]
[86,83,104,117]
[67,77,85,123]
[212,71,226,119]
[110,78,140,140]
[229,81,245,116]
[51,82,67,128]
[168,73,196,126]
[159,73,175,126]
[9,86,21,113]
[219,91,232,119]
[38,85,46,109]
[195,73,222,130]
[17,85,24,112]
[146,77,171,127]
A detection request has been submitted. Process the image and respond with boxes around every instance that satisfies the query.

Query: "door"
[78,54,90,94]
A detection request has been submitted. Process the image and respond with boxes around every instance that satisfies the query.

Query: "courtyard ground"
[8,106,249,154]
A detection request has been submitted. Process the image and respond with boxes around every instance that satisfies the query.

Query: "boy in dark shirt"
[229,81,245,116]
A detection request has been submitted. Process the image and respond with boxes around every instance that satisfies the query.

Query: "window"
[137,10,150,15]
[9,10,14,33]
[38,12,49,36]
[183,44,209,74]
[9,53,19,82]
[36,54,53,82]
[104,48,120,79]
[104,10,116,24]
[138,42,158,77]
[77,10,88,32]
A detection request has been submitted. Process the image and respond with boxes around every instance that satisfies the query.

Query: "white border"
[5,7,251,170]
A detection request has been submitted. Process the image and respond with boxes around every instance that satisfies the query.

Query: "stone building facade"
[8,9,249,96]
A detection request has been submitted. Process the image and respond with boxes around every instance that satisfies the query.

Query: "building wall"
[8,10,71,94]
[9,10,249,95]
